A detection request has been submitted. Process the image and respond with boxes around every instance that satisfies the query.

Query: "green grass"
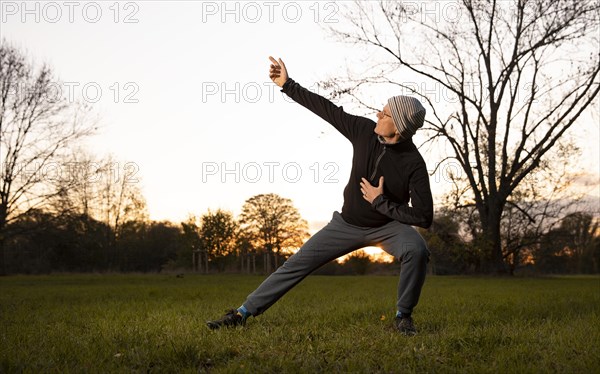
[1,274,599,373]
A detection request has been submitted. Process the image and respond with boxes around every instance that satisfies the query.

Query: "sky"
[1,0,599,244]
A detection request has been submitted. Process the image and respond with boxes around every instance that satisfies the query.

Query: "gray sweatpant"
[243,211,430,316]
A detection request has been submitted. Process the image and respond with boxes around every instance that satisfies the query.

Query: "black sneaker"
[206,309,245,330]
[395,315,417,336]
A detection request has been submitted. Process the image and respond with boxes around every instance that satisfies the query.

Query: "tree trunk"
[488,209,508,274]
[204,251,209,274]
[0,206,7,275]
[264,251,271,274]
[240,247,244,273]
[0,238,6,276]
[477,200,508,274]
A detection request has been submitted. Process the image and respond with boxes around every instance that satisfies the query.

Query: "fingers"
[360,178,371,186]
[364,176,384,187]
[269,59,281,81]
[269,56,281,74]
[360,178,370,195]
[360,188,369,200]
[268,56,287,84]
[268,56,286,68]
[268,56,287,80]
[269,69,281,78]
[360,179,371,202]
[360,177,384,203]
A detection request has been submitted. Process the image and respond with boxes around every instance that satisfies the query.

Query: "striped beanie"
[387,95,426,139]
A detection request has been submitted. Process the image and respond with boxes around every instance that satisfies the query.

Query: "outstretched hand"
[360,176,384,204]
[268,56,288,88]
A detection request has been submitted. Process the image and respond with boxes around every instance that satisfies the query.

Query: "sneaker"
[206,309,246,330]
[395,315,417,336]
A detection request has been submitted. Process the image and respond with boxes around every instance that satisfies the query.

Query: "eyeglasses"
[379,110,393,119]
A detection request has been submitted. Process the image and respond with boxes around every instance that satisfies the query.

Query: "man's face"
[375,104,401,143]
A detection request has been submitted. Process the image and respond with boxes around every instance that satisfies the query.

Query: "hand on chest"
[365,149,410,198]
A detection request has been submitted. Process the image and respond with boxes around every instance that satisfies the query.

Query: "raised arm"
[268,56,371,142]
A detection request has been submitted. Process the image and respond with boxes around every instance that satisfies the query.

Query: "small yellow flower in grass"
[380,315,386,321]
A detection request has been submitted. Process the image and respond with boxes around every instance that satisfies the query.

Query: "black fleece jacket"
[281,78,433,229]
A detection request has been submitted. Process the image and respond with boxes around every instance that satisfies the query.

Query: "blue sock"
[237,305,252,319]
[396,311,411,319]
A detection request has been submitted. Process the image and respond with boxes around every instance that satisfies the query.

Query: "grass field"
[1,274,599,373]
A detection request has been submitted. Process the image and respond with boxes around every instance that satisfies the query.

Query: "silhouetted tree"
[323,0,600,273]
[180,215,203,271]
[535,212,599,273]
[0,40,95,274]
[4,209,110,273]
[117,220,180,272]
[4,209,61,273]
[419,209,482,274]
[343,250,371,275]
[560,212,599,273]
[52,151,148,266]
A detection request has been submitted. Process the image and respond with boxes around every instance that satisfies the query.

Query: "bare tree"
[239,193,309,273]
[0,40,95,274]
[322,0,600,272]
[448,139,591,273]
[95,155,147,246]
[53,151,147,240]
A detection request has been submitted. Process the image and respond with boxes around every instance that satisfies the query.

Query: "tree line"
[3,195,597,275]
[2,192,311,274]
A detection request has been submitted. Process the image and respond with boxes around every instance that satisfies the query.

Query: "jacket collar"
[377,135,415,151]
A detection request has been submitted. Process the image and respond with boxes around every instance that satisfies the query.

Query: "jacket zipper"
[369,146,386,181]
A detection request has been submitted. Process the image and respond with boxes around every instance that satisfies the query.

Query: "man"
[207,56,433,335]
